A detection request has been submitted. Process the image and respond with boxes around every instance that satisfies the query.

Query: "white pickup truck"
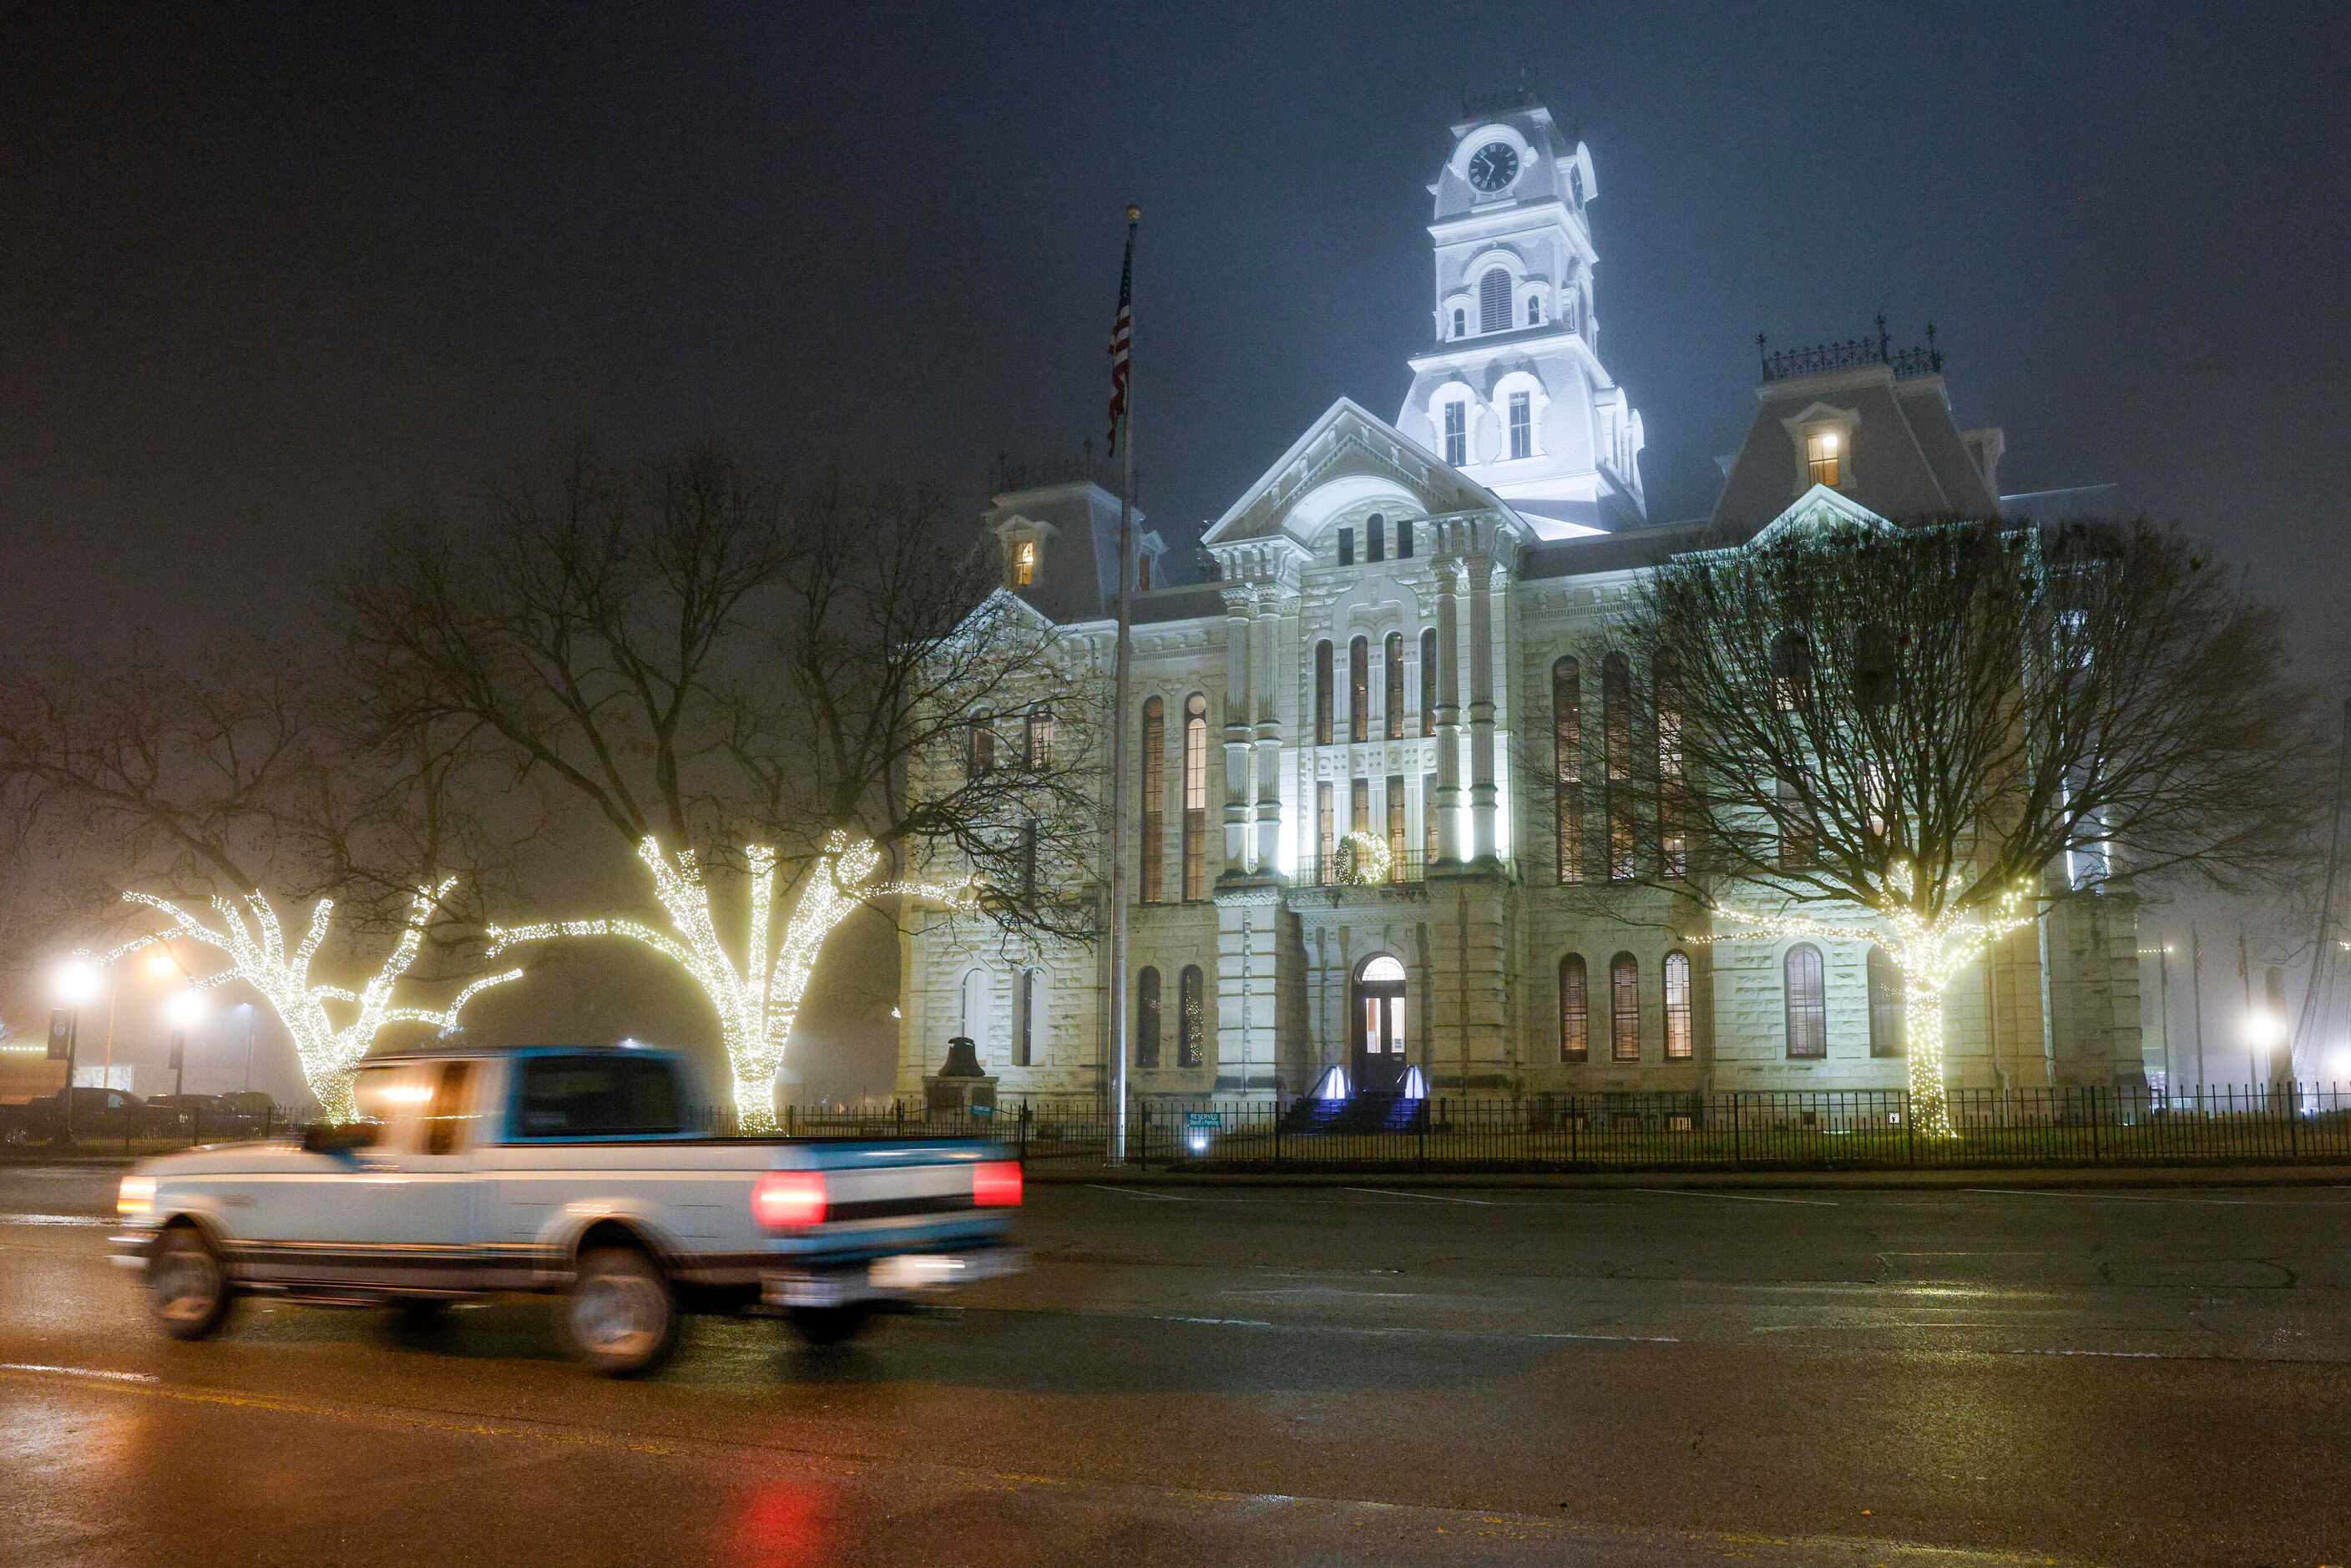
[110,1044,1024,1374]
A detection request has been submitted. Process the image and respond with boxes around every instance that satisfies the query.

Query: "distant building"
[897,100,2141,1105]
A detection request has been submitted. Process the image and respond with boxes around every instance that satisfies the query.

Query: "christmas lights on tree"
[488,832,968,1131]
[100,879,519,1122]
[1691,861,2038,1138]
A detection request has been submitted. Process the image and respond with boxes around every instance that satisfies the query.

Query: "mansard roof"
[1711,364,2001,529]
[1201,397,1528,551]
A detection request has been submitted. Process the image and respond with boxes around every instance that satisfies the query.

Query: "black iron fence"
[779,1084,2351,1173]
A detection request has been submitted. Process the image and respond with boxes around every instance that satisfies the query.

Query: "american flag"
[1106,215,1135,453]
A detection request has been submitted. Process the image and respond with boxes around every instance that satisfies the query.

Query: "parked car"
[110,1044,1025,1374]
[18,1086,147,1141]
[144,1094,235,1137]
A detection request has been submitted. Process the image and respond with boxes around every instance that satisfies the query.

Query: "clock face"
[1467,141,1519,194]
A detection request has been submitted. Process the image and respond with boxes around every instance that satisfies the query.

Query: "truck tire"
[562,1245,680,1377]
[786,1303,875,1347]
[149,1224,235,1341]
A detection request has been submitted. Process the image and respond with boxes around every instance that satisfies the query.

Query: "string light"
[98,880,519,1123]
[1687,861,2037,1139]
[488,832,968,1131]
[1332,831,1393,886]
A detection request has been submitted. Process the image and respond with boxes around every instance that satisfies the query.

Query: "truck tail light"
[972,1161,1023,1208]
[753,1171,827,1230]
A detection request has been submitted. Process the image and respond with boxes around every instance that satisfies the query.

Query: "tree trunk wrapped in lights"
[488,834,966,1130]
[104,880,518,1121]
[1590,511,2320,1134]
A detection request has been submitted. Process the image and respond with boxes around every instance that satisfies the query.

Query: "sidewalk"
[1032,1161,2351,1191]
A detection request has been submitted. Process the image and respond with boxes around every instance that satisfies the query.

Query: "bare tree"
[0,636,515,1116]
[1595,514,2322,1133]
[339,439,1102,1127]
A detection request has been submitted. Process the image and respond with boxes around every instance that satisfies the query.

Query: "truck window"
[513,1056,683,1138]
[422,1060,474,1156]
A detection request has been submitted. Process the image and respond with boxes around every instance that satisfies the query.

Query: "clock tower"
[1398,94,1646,535]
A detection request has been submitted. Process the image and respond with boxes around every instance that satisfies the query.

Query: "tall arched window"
[1443,400,1467,465]
[1868,948,1906,1058]
[1784,944,1827,1060]
[1663,951,1693,1060]
[1771,630,1813,710]
[1384,633,1404,740]
[1656,656,1685,878]
[1603,652,1634,880]
[1552,656,1582,884]
[1314,641,1333,744]
[1139,696,1165,903]
[1136,966,1161,1068]
[1479,267,1511,334]
[1558,954,1589,1063]
[1178,965,1205,1068]
[1181,693,1209,900]
[1025,706,1054,769]
[1348,636,1369,742]
[1014,969,1039,1067]
[1610,953,1640,1061]
[1451,306,1465,338]
[1419,627,1438,736]
[968,721,994,779]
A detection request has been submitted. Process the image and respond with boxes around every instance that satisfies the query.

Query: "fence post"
[1018,1103,1029,1164]
[1731,1094,1742,1168]
[1904,1091,1916,1166]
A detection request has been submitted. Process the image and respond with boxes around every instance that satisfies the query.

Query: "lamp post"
[165,990,206,1100]
[2242,1008,2287,1106]
[48,959,102,1144]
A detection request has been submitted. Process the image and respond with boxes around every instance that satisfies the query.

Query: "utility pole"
[2189,923,2208,1105]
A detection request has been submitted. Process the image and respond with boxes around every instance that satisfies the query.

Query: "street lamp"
[47,958,104,1142]
[164,990,206,1099]
[2242,1008,2287,1098]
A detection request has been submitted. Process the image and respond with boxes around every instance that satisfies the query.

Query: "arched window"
[1610,953,1640,1061]
[1479,268,1512,334]
[1558,954,1589,1063]
[1526,296,1542,326]
[958,969,988,1050]
[1010,538,1037,588]
[1182,693,1209,900]
[1868,948,1906,1058]
[1384,633,1404,740]
[1506,390,1532,460]
[1140,696,1165,903]
[1014,969,1039,1067]
[1451,306,1465,338]
[1348,636,1369,743]
[1663,951,1693,1060]
[1025,706,1054,769]
[968,721,994,779]
[1784,944,1827,1060]
[1314,641,1333,744]
[1656,656,1685,878]
[1443,400,1467,466]
[1551,656,1583,885]
[1771,630,1813,710]
[1368,513,1385,562]
[1419,627,1438,736]
[1178,964,1205,1068]
[1135,966,1161,1068]
[1603,652,1634,880]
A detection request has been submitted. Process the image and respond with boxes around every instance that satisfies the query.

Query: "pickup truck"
[110,1044,1024,1374]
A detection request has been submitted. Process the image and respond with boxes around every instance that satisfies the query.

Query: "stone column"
[1221,589,1253,877]
[1433,552,1464,864]
[1252,588,1285,877]
[1466,554,1498,863]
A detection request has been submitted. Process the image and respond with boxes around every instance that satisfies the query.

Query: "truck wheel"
[786,1303,875,1347]
[563,1246,679,1377]
[149,1225,235,1341]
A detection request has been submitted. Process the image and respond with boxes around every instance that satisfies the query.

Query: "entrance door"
[1352,955,1409,1094]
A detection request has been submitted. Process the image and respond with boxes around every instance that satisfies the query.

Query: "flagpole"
[1105,203,1140,1164]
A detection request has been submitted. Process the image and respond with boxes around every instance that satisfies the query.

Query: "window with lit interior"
[1181,694,1208,900]
[1784,944,1827,1060]
[1806,429,1842,487]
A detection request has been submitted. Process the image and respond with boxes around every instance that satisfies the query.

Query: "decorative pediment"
[1745,483,1895,549]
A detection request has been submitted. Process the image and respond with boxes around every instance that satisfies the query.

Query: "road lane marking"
[1338,1187,1498,1205]
[0,1362,159,1383]
[2010,1348,2166,1359]
[0,1212,109,1227]
[1083,1185,1191,1201]
[1966,1188,2249,1206]
[1532,1331,1681,1343]
[1629,1187,1837,1206]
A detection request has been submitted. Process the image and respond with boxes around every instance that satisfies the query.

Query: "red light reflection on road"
[727,1474,832,1563]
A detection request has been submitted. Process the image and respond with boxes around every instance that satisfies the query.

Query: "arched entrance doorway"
[1352,954,1409,1093]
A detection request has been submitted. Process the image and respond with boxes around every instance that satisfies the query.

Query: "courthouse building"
[896,98,2146,1106]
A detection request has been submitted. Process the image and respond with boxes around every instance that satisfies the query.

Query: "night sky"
[3,0,2346,1094]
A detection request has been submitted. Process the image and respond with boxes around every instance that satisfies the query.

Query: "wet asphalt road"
[2,1166,2348,1566]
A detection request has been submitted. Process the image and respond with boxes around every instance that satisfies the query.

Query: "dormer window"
[1479,269,1511,334]
[1526,296,1542,326]
[1807,430,1842,487]
[1010,538,1038,587]
[1451,307,1465,338]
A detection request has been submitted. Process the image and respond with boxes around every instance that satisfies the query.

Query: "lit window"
[1011,539,1037,587]
[1610,953,1640,1061]
[1385,772,1407,879]
[1552,656,1582,885]
[1351,777,1368,837]
[1178,965,1205,1068]
[1423,769,1439,865]
[1603,653,1634,881]
[1807,429,1842,487]
[968,721,994,779]
[1420,627,1437,736]
[1314,641,1333,743]
[1479,268,1511,334]
[1656,656,1685,878]
[1317,781,1335,870]
[1181,694,1208,900]
[1349,637,1368,743]
[1139,696,1165,903]
[1025,706,1054,769]
[1508,392,1531,460]
[1559,954,1588,1063]
[1663,952,1692,1060]
[1443,401,1466,466]
[1784,944,1826,1060]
